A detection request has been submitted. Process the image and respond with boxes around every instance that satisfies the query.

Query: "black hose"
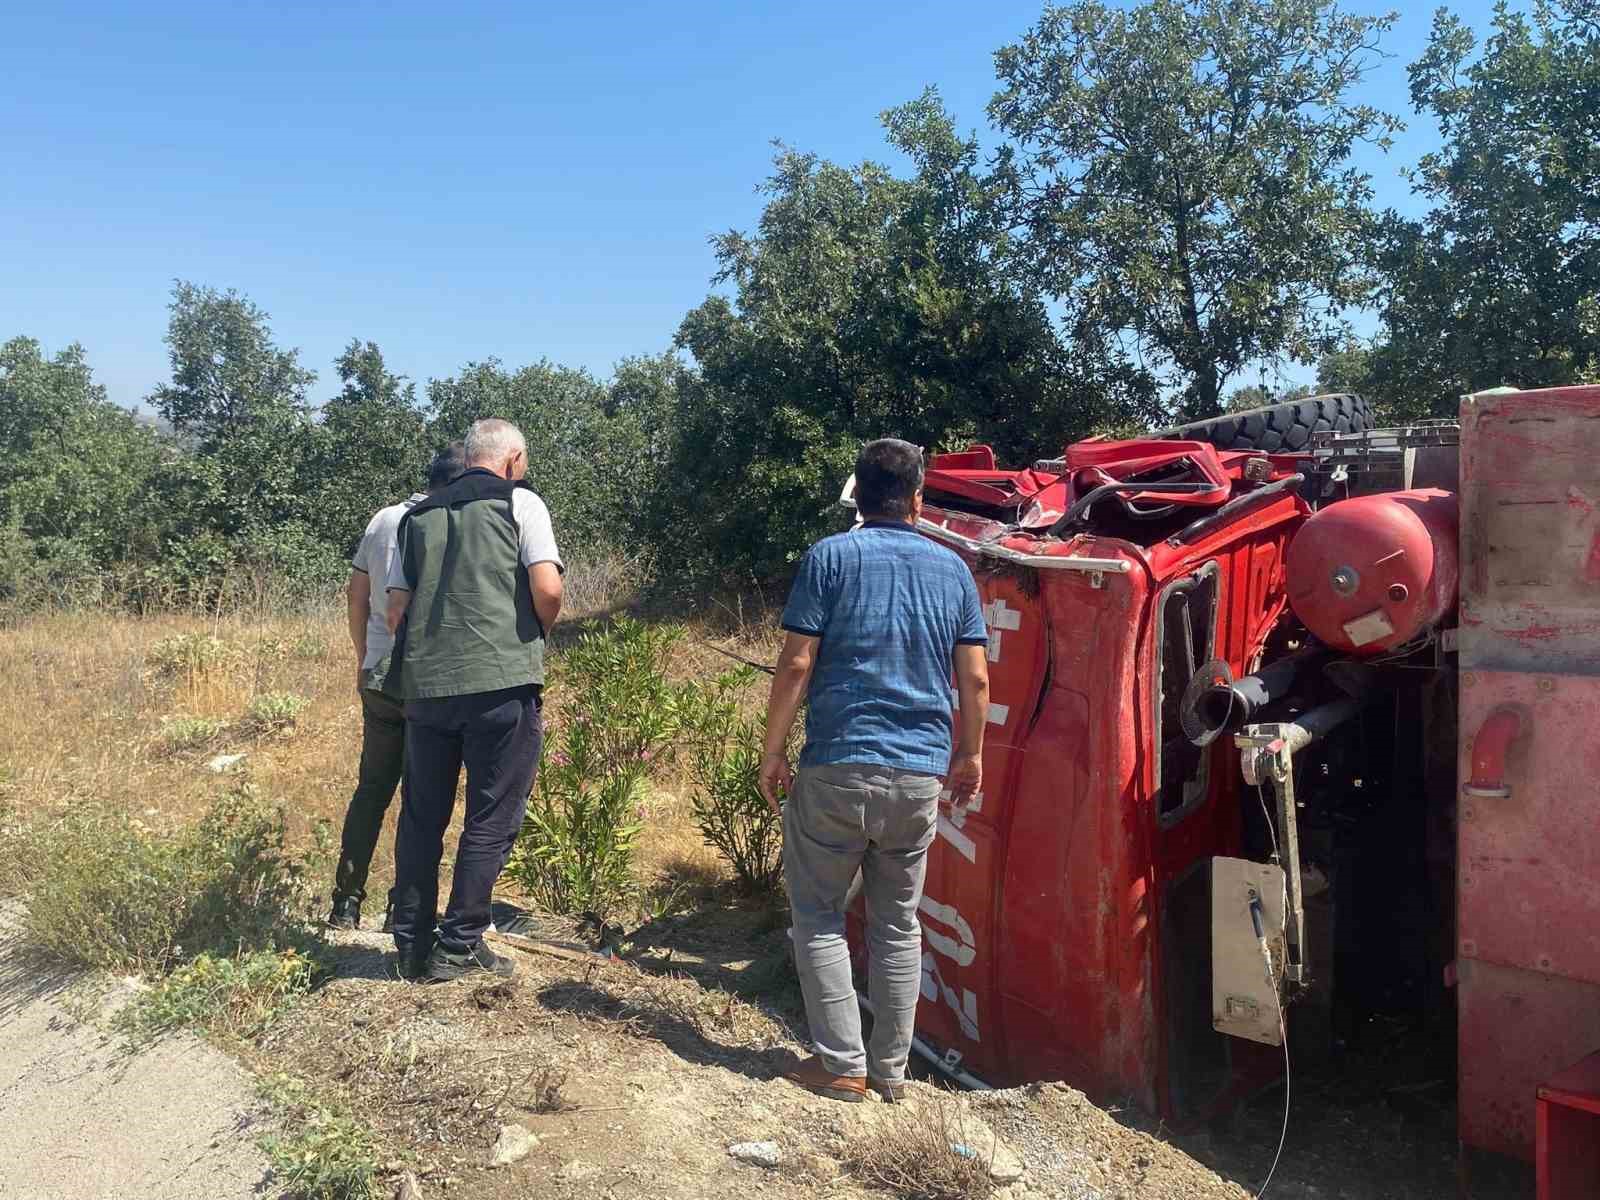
[1184,650,1326,746]
[1046,481,1226,538]
[1168,474,1305,546]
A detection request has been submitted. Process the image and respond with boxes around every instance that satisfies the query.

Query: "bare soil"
[258,911,1256,1200]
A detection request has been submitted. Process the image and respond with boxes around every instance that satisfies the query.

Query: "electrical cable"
[1248,888,1291,1200]
[1256,782,1280,863]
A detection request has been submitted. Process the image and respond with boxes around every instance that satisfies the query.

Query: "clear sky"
[2,1,1507,410]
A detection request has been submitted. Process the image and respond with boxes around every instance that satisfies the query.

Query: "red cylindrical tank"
[1286,489,1459,656]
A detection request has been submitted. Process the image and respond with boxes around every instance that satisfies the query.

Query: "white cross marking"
[982,598,1021,663]
[952,696,1010,726]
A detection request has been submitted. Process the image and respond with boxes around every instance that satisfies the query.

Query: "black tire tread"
[1154,392,1373,454]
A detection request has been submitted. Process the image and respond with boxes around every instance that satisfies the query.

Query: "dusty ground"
[258,915,1251,1200]
[0,909,271,1199]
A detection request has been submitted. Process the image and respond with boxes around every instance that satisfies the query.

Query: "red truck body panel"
[850,442,1306,1116]
[1457,386,1600,1162]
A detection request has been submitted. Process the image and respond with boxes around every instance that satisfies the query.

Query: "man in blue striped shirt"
[760,438,991,1103]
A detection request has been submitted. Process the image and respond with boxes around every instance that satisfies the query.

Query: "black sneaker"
[327,896,361,930]
[394,936,434,981]
[423,941,515,982]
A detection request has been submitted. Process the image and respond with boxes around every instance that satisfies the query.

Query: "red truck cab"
[846,436,1307,1118]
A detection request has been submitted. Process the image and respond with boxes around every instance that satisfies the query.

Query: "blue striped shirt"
[781,521,988,775]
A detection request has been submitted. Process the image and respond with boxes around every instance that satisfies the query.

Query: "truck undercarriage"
[842,386,1600,1194]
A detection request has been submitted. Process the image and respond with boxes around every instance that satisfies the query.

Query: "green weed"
[21,786,328,974]
[146,633,240,678]
[258,1074,381,1200]
[157,714,230,752]
[511,619,690,916]
[681,668,787,894]
[246,691,310,733]
[118,947,321,1043]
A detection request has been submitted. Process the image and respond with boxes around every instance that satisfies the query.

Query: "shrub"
[21,786,327,975]
[551,617,688,764]
[0,526,107,612]
[118,947,320,1042]
[247,691,310,732]
[512,716,646,918]
[157,714,230,753]
[292,630,328,659]
[682,669,786,894]
[146,633,240,679]
[257,1074,380,1200]
[510,619,688,916]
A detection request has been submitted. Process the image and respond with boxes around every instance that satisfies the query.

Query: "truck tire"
[1155,392,1373,453]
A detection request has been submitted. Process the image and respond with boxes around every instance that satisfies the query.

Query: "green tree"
[148,281,315,439]
[1371,0,1600,417]
[989,0,1399,420]
[665,126,1136,580]
[427,359,625,552]
[604,352,687,534]
[1224,384,1274,412]
[137,283,338,600]
[312,340,429,551]
[1315,338,1376,395]
[0,337,163,601]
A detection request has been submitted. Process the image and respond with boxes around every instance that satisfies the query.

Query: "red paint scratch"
[1506,624,1562,642]
[1588,532,1600,582]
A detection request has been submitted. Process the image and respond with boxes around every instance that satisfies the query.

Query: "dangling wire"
[1251,788,1290,1199]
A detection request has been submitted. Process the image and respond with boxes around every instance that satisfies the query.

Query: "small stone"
[489,1124,537,1167]
[394,1172,424,1200]
[557,1160,595,1181]
[949,1114,1026,1184]
[728,1141,782,1168]
[206,752,246,773]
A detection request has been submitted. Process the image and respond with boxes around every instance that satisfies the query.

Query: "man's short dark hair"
[855,438,925,519]
[427,441,466,491]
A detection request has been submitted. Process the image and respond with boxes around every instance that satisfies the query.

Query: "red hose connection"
[1464,707,1526,799]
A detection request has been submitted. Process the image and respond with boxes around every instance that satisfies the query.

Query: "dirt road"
[0,913,270,1200]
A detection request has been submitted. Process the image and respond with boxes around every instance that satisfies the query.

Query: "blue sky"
[2,1,1506,409]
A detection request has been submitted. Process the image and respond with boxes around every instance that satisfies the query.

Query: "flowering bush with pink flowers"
[509,619,692,916]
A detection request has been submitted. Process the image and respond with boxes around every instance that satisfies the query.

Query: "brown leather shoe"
[784,1055,867,1103]
[869,1076,907,1102]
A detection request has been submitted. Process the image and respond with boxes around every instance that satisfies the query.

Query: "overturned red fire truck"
[843,386,1600,1181]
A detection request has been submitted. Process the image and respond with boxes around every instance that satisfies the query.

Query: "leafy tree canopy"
[990,0,1399,420]
[1373,0,1600,416]
[665,122,1149,580]
[148,282,316,441]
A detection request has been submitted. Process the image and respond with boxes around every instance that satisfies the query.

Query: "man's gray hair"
[464,418,526,466]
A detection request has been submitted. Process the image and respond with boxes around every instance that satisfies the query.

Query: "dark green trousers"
[333,683,407,904]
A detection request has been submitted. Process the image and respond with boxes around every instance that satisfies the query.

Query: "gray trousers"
[784,763,941,1082]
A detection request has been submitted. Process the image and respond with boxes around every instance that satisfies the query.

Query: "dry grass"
[0,565,782,918]
[0,608,356,844]
[842,1102,998,1200]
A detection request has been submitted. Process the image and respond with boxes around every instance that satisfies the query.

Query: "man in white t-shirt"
[327,441,466,931]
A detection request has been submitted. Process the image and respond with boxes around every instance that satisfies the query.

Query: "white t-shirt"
[351,494,427,669]
[384,486,564,596]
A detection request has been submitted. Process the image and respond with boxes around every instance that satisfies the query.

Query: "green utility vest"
[382,469,546,700]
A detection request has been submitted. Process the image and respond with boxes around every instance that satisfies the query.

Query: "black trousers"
[391,684,542,959]
[333,684,407,904]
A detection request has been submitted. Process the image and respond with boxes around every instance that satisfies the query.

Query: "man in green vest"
[384,417,564,981]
